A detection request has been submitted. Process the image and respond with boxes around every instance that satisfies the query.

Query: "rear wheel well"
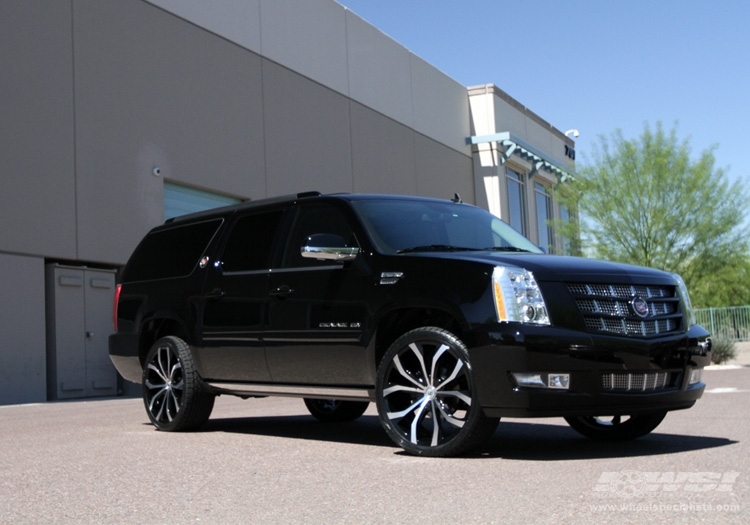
[374,308,464,368]
[138,318,189,366]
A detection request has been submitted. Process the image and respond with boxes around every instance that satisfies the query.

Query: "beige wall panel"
[260,0,349,96]
[145,0,262,53]
[410,55,471,155]
[524,118,556,159]
[414,136,473,203]
[73,0,265,264]
[468,88,495,136]
[493,96,529,138]
[349,103,417,195]
[345,11,414,128]
[262,61,353,196]
[0,1,76,259]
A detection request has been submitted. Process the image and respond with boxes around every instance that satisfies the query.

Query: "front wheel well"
[374,308,465,367]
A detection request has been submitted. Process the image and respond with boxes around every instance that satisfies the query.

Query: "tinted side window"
[122,219,222,282]
[220,210,285,272]
[282,205,356,268]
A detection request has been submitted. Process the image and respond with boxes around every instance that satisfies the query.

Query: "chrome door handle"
[269,285,294,298]
[205,288,225,299]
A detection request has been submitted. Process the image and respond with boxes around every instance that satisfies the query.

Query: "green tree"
[560,121,749,308]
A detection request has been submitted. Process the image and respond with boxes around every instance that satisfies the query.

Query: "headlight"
[492,266,550,325]
[673,274,697,327]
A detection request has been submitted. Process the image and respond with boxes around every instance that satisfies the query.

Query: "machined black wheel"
[564,412,667,441]
[376,327,499,457]
[303,398,370,422]
[142,336,215,431]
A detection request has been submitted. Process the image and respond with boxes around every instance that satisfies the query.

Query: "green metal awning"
[467,132,575,182]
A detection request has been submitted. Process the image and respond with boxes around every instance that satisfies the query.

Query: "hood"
[411,252,675,284]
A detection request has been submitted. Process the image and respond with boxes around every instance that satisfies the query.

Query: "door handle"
[269,285,294,298]
[205,288,225,300]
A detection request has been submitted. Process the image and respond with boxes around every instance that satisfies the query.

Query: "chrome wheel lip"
[381,340,471,448]
[308,399,340,413]
[584,415,627,428]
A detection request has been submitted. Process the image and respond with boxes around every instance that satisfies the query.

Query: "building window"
[506,169,526,234]
[164,181,242,221]
[534,182,553,253]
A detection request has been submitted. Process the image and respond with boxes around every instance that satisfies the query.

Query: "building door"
[46,265,118,399]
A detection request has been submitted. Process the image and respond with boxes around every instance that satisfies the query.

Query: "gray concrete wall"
[146,0,473,155]
[0,254,47,404]
[0,1,77,260]
[0,0,473,404]
[73,0,267,264]
[2,0,473,266]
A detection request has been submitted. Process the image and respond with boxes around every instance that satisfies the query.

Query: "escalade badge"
[630,296,650,318]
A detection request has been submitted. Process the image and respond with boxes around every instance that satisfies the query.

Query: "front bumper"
[468,323,711,418]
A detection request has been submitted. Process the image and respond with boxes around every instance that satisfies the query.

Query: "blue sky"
[337,0,748,190]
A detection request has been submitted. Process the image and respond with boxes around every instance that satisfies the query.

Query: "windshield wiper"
[397,244,481,254]
[484,246,532,253]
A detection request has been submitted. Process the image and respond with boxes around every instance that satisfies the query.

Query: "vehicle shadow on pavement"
[202,414,396,449]
[199,414,736,459]
[472,421,737,461]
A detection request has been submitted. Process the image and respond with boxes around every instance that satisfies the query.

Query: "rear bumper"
[109,333,142,383]
[468,323,711,418]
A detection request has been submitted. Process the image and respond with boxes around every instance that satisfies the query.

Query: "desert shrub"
[710,337,737,365]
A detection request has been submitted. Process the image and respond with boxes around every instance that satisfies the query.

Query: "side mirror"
[301,234,359,262]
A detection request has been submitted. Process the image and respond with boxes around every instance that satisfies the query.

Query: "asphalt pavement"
[1,366,748,524]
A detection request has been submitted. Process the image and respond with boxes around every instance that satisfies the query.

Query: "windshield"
[351,199,543,255]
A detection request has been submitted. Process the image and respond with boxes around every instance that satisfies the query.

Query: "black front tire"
[142,336,215,431]
[303,399,370,422]
[376,327,499,457]
[564,412,667,441]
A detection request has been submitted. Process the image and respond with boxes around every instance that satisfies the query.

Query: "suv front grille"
[568,283,682,337]
[601,371,674,392]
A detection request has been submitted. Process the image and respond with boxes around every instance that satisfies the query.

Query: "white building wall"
[468,84,576,247]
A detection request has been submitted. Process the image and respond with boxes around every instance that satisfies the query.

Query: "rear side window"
[220,210,285,272]
[122,219,223,282]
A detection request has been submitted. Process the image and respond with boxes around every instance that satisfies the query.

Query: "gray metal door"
[46,265,117,399]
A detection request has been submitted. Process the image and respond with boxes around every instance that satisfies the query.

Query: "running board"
[206,381,374,401]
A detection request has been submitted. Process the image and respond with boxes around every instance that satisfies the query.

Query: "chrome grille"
[602,371,672,392]
[583,317,677,336]
[569,283,682,337]
[568,284,671,298]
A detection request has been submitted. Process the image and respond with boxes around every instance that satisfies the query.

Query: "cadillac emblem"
[630,296,650,318]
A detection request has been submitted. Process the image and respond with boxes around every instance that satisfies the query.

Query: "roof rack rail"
[297,191,322,199]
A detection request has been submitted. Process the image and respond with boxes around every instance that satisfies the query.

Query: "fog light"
[513,372,570,390]
[689,368,703,385]
[548,373,571,390]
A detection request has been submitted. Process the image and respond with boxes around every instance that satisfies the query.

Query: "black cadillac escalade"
[109,192,711,456]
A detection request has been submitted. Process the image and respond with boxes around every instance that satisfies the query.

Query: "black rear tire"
[564,412,667,441]
[303,399,370,422]
[142,336,215,431]
[376,327,498,457]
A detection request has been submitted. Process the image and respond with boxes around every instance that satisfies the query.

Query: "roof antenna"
[451,192,462,203]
